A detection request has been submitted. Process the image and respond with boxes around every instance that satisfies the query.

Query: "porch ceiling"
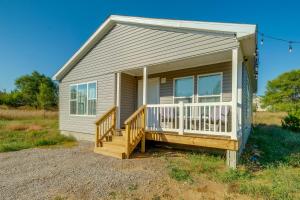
[123,50,232,76]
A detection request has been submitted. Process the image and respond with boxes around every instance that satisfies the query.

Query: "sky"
[0,0,299,95]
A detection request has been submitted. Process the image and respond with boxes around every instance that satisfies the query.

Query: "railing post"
[95,125,99,147]
[179,102,184,135]
[112,109,116,135]
[125,123,130,158]
[141,108,146,153]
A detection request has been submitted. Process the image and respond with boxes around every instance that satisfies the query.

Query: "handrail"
[124,105,146,124]
[95,106,116,125]
[124,105,146,158]
[95,106,116,147]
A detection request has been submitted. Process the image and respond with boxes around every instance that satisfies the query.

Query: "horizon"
[0,0,299,95]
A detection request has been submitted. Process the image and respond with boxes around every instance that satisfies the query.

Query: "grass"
[166,112,300,200]
[0,109,76,152]
[0,107,58,120]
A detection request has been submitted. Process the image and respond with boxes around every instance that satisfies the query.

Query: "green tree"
[37,83,55,110]
[37,83,56,117]
[14,71,58,108]
[262,69,300,117]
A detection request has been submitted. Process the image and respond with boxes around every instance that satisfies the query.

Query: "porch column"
[228,47,243,169]
[143,66,148,105]
[116,72,121,129]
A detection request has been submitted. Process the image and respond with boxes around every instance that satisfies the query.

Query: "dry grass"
[0,109,58,120]
[5,123,43,131]
[0,108,75,152]
[253,111,286,126]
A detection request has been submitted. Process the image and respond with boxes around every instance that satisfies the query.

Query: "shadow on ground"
[240,124,300,170]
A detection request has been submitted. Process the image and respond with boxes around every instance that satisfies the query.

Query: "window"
[88,82,96,115]
[70,85,77,115]
[174,76,194,103]
[197,73,222,102]
[78,84,87,115]
[69,81,97,116]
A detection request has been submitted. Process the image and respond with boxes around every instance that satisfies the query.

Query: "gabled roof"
[53,15,256,81]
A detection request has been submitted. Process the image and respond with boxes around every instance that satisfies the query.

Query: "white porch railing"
[146,102,232,137]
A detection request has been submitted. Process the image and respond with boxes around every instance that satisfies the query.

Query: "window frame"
[69,81,97,117]
[197,72,223,103]
[173,76,195,103]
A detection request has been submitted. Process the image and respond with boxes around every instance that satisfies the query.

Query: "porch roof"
[52,15,257,81]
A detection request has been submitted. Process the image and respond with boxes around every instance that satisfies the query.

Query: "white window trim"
[69,81,97,117]
[173,76,195,103]
[197,72,223,102]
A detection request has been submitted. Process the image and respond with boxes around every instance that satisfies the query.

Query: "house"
[253,94,267,111]
[53,15,257,168]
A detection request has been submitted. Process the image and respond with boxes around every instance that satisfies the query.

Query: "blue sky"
[0,0,299,95]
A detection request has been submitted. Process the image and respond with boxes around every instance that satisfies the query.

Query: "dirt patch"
[5,123,43,131]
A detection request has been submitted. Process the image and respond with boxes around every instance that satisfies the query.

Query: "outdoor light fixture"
[289,42,293,53]
[260,34,264,45]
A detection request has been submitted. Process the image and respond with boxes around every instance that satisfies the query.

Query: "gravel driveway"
[0,141,167,200]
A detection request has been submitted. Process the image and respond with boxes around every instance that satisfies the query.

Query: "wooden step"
[102,141,125,152]
[114,129,125,136]
[111,135,125,144]
[94,146,126,159]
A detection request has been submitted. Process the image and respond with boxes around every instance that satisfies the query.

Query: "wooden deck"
[145,131,239,151]
[94,105,240,163]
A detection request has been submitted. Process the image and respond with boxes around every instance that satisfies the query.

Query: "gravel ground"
[0,141,167,200]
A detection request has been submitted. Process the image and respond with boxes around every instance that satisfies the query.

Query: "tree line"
[0,71,58,110]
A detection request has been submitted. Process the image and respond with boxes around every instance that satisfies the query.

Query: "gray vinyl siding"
[146,62,232,104]
[59,73,115,134]
[120,73,137,126]
[59,22,237,135]
[62,24,238,82]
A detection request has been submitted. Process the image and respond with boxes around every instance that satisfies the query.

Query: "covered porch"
[115,49,242,140]
[95,46,249,168]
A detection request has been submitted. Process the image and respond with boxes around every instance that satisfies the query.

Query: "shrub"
[281,114,300,132]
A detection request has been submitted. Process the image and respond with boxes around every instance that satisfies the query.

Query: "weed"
[217,168,252,183]
[109,191,117,199]
[53,196,66,200]
[168,164,192,182]
[152,194,161,200]
[128,183,138,191]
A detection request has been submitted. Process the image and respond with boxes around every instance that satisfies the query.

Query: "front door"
[137,78,160,107]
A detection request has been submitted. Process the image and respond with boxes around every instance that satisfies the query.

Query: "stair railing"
[124,105,146,158]
[95,106,116,147]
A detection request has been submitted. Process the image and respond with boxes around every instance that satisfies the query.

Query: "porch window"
[174,76,194,103]
[69,81,97,116]
[197,73,222,102]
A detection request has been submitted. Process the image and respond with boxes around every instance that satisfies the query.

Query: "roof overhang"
[53,15,257,81]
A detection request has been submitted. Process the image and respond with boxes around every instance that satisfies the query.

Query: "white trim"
[53,15,256,81]
[231,48,238,140]
[111,15,256,38]
[116,73,121,129]
[69,81,97,117]
[173,76,195,103]
[143,66,148,105]
[196,72,223,102]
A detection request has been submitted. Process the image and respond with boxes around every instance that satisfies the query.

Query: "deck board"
[145,131,239,151]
